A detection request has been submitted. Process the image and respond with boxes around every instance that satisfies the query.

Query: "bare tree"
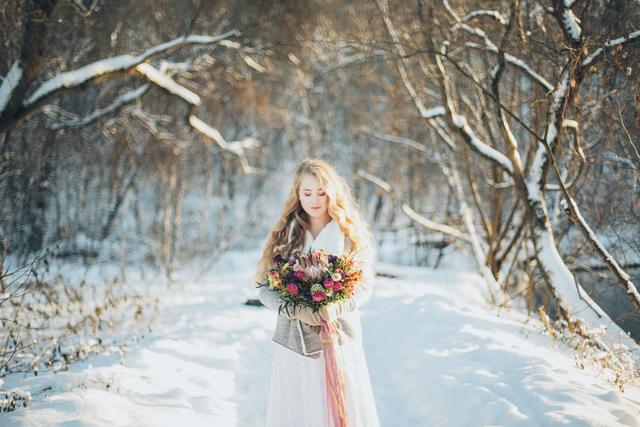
[361,0,640,375]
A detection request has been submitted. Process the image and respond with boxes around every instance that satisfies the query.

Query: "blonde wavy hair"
[253,158,373,282]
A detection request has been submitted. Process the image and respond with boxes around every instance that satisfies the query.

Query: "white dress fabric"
[265,219,381,427]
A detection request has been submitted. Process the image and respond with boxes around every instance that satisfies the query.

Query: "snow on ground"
[2,249,640,426]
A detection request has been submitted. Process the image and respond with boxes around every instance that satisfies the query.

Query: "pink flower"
[286,283,299,296]
[323,278,334,290]
[333,281,343,291]
[293,270,305,280]
[312,291,326,302]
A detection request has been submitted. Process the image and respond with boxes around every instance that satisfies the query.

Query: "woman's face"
[298,173,329,219]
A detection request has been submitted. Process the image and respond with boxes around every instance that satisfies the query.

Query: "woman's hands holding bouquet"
[291,303,339,326]
[319,304,339,323]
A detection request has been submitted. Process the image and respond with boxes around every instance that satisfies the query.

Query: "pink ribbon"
[320,317,349,427]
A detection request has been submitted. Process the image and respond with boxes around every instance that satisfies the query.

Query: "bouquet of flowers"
[256,248,363,318]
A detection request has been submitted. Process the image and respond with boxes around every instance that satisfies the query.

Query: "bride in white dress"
[254,158,380,427]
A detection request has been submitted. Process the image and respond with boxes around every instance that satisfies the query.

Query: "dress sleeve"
[258,285,282,312]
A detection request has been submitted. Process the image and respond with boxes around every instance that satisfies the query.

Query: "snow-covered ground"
[2,248,640,426]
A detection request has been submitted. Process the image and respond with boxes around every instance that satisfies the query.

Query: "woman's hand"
[292,305,323,326]
[287,303,340,326]
[318,303,339,323]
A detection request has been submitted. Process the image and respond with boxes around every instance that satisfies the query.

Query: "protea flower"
[301,250,330,281]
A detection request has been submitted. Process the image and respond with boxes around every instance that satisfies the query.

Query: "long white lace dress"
[265,219,380,427]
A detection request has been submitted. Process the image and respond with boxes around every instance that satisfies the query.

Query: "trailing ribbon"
[320,317,349,427]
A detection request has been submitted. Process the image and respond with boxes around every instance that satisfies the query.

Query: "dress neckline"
[306,218,334,243]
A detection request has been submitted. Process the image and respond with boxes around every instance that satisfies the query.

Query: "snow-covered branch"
[356,169,471,243]
[451,114,514,174]
[400,204,471,243]
[490,5,528,179]
[356,169,391,193]
[188,115,262,175]
[420,106,446,119]
[358,126,428,153]
[464,42,554,91]
[42,60,200,129]
[560,197,640,310]
[135,63,200,105]
[0,61,23,115]
[441,0,461,22]
[24,29,240,108]
[217,39,268,73]
[0,0,57,131]
[527,71,569,197]
[432,118,458,151]
[44,85,150,129]
[447,3,552,92]
[39,53,263,175]
[461,10,508,25]
[581,30,640,68]
[555,1,582,46]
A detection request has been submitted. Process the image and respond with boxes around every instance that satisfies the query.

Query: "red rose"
[312,291,326,302]
[286,283,299,296]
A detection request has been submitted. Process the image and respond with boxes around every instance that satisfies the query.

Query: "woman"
[254,158,381,427]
